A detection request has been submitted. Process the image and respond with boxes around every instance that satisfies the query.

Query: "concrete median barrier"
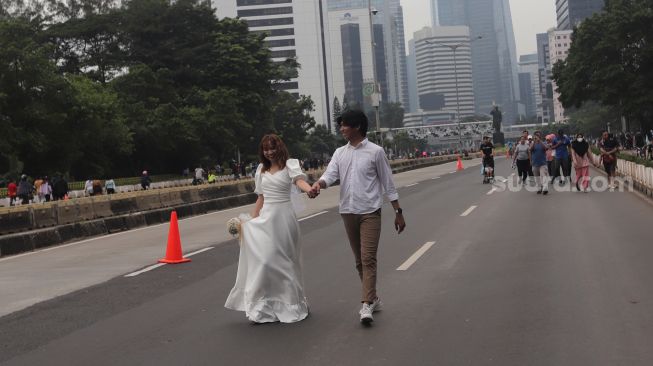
[0,233,33,256]
[109,193,138,215]
[0,207,33,235]
[134,192,163,211]
[76,197,96,221]
[91,196,113,218]
[31,204,58,229]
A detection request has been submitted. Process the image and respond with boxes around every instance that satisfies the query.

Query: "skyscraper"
[518,54,540,119]
[549,29,573,122]
[326,0,409,109]
[213,0,330,128]
[556,0,605,30]
[431,0,520,125]
[536,32,554,123]
[413,26,475,118]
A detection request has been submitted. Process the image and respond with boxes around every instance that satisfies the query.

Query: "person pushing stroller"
[480,136,495,184]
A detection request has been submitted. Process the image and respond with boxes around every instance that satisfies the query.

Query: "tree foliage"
[552,0,653,131]
[0,0,315,179]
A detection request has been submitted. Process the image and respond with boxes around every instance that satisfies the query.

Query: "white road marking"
[487,187,498,195]
[460,205,477,217]
[496,177,507,183]
[405,183,419,187]
[124,247,214,277]
[185,247,214,257]
[431,177,441,180]
[298,211,328,222]
[124,263,166,277]
[397,241,436,271]
[449,171,457,174]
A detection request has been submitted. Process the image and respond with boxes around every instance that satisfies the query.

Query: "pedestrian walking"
[545,134,556,182]
[84,179,94,196]
[598,131,619,188]
[530,134,550,195]
[52,175,68,200]
[513,136,530,184]
[105,179,116,194]
[312,110,406,324]
[571,133,591,192]
[552,129,572,185]
[141,171,151,190]
[225,134,315,323]
[39,176,52,202]
[7,179,17,206]
[33,177,44,203]
[17,175,32,205]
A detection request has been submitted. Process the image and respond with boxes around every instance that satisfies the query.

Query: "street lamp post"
[425,36,482,152]
[367,0,382,148]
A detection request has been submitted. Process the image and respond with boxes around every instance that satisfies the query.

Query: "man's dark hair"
[558,129,564,136]
[338,110,368,137]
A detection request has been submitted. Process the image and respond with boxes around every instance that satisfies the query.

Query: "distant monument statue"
[490,105,505,144]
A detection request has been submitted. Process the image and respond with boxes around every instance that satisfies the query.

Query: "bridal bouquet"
[227,214,252,240]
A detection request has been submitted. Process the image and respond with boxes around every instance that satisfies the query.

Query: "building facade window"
[265,39,296,47]
[246,17,293,27]
[270,49,296,58]
[237,6,293,17]
[237,0,291,5]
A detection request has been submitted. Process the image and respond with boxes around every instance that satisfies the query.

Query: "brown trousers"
[341,209,382,303]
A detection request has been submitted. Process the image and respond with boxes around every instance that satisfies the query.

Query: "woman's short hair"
[337,110,368,137]
[259,134,289,172]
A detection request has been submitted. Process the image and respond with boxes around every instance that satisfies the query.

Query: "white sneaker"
[370,297,383,313]
[359,303,373,324]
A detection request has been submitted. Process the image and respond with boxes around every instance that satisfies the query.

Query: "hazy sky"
[401,0,557,56]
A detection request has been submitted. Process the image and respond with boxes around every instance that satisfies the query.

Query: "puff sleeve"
[286,159,307,183]
[254,164,264,195]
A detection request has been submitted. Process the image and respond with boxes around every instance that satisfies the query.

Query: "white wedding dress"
[224,159,309,323]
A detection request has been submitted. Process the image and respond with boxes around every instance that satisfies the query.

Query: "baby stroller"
[482,157,495,184]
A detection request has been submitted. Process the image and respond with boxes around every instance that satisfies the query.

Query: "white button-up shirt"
[320,139,399,214]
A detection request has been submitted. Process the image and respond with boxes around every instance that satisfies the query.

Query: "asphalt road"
[2,158,653,366]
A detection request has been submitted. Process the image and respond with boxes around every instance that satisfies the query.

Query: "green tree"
[552,0,653,131]
[332,96,341,132]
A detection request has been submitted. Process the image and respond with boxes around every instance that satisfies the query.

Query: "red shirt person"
[7,181,17,206]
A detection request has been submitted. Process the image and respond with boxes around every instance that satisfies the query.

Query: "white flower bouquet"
[227,213,252,240]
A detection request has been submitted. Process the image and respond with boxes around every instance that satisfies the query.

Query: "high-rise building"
[518,54,540,119]
[406,39,419,113]
[536,33,554,123]
[549,29,573,122]
[556,0,605,30]
[326,0,409,109]
[213,0,330,128]
[431,0,520,125]
[413,26,475,118]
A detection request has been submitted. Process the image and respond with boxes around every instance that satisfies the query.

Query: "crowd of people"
[6,175,69,206]
[501,129,622,194]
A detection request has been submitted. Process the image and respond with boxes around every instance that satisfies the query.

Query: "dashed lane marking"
[397,242,436,271]
[405,183,419,187]
[298,211,328,222]
[460,205,477,217]
[124,247,215,277]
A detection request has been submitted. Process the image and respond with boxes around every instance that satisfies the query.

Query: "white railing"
[590,151,653,191]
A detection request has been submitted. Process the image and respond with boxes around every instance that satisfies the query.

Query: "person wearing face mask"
[571,133,591,192]
[225,134,316,324]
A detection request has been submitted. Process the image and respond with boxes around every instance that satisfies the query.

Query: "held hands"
[307,181,321,199]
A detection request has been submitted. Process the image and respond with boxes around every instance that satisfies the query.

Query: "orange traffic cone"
[159,211,191,264]
[456,156,464,171]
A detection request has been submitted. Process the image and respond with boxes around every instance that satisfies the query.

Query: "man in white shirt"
[311,110,406,324]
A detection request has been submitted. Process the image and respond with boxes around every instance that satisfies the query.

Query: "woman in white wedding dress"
[225,134,315,323]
